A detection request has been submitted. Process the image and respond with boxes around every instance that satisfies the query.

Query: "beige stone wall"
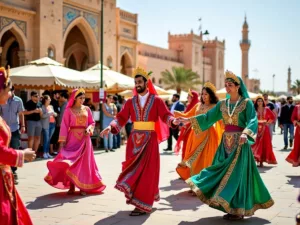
[138,54,184,88]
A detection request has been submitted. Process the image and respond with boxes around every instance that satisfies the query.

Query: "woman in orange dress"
[286,104,300,166]
[251,96,277,167]
[175,82,222,182]
[174,90,199,160]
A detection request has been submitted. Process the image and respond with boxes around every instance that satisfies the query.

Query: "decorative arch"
[63,17,98,65]
[120,51,134,76]
[0,23,26,50]
[1,36,16,59]
[64,42,89,70]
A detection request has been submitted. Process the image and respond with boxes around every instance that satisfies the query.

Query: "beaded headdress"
[75,88,85,97]
[132,67,151,80]
[225,70,240,84]
[203,82,217,93]
[0,66,10,90]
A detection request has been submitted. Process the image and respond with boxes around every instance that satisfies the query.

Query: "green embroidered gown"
[187,97,274,216]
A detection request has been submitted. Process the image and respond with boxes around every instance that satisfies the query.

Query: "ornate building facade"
[0,0,225,90]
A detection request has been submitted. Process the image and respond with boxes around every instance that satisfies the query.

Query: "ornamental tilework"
[83,12,99,39]
[0,17,27,37]
[63,6,80,34]
[63,5,99,39]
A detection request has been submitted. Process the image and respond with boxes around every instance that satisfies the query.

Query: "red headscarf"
[133,77,169,144]
[174,89,199,155]
[67,88,85,108]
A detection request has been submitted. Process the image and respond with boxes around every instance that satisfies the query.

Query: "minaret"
[287,67,291,93]
[240,16,251,85]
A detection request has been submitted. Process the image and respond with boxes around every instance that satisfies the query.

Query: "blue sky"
[117,0,300,92]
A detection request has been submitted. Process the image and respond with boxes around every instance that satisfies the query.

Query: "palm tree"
[291,79,300,95]
[161,67,202,93]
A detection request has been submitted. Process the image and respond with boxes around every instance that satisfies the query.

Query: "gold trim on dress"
[220,99,248,126]
[66,170,105,190]
[189,117,202,135]
[186,178,274,216]
[15,150,24,167]
[185,134,209,168]
[58,136,66,142]
[242,128,257,140]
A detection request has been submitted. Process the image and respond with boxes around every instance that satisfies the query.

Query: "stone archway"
[0,23,27,67]
[63,17,98,70]
[120,52,133,76]
[64,26,90,71]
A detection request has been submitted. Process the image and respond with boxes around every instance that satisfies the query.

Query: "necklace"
[227,97,241,124]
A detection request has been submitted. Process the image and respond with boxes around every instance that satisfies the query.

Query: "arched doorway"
[64,26,89,71]
[0,30,20,68]
[120,52,133,76]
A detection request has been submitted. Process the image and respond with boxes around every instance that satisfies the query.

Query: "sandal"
[129,210,147,216]
[67,188,75,195]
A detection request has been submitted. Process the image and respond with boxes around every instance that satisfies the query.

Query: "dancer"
[100,67,179,216]
[175,83,221,181]
[286,104,300,166]
[0,67,36,225]
[178,71,274,220]
[251,96,277,167]
[174,89,199,160]
[45,88,106,196]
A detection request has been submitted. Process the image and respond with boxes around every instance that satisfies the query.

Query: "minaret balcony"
[240,40,251,45]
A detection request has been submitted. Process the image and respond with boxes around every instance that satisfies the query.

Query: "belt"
[69,126,86,130]
[225,125,244,132]
[133,121,155,131]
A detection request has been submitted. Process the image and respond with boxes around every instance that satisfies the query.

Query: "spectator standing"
[0,86,25,184]
[113,95,122,149]
[50,90,61,154]
[23,91,43,154]
[263,94,277,139]
[41,95,57,159]
[102,94,117,152]
[164,94,185,151]
[279,96,295,149]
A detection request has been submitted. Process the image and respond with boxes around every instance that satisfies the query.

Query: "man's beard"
[289,101,293,104]
[172,98,177,103]
[136,85,146,93]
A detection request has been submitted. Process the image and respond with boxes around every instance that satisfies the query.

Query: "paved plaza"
[17,130,299,225]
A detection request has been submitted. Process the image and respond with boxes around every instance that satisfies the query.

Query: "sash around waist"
[133,121,155,131]
[225,125,244,132]
[69,126,86,130]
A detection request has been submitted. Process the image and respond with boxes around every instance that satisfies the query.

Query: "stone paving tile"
[14,130,300,225]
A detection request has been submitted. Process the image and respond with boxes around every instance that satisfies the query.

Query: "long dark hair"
[41,95,50,105]
[201,87,219,104]
[254,97,266,111]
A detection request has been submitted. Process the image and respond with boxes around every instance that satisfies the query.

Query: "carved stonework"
[121,46,133,56]
[63,5,99,39]
[0,17,27,37]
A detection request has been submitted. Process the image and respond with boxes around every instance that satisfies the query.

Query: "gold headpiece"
[0,66,10,87]
[132,67,150,80]
[203,82,217,93]
[225,70,240,84]
[255,95,264,102]
[75,88,85,97]
[188,89,193,97]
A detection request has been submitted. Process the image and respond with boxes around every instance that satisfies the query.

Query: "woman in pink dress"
[44,88,106,196]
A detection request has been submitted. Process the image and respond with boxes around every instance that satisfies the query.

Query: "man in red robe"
[0,67,36,225]
[100,67,179,216]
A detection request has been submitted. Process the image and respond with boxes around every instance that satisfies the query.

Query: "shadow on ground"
[257,166,274,173]
[178,216,271,225]
[26,192,102,210]
[94,209,156,225]
[286,175,300,188]
[160,179,187,192]
[159,190,202,212]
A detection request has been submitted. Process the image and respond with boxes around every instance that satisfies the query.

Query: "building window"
[107,56,113,69]
[123,28,131,34]
[159,79,162,84]
[48,47,55,59]
[152,77,156,83]
[195,49,199,65]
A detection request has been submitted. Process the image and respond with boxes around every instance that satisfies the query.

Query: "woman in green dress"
[179,71,274,221]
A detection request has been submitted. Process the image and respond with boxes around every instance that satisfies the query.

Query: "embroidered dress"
[186,98,274,216]
[252,107,277,164]
[110,94,176,213]
[175,103,221,180]
[286,105,300,166]
[0,116,33,225]
[44,106,106,192]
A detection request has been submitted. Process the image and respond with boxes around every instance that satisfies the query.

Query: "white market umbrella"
[216,88,258,100]
[82,63,169,94]
[10,57,98,89]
